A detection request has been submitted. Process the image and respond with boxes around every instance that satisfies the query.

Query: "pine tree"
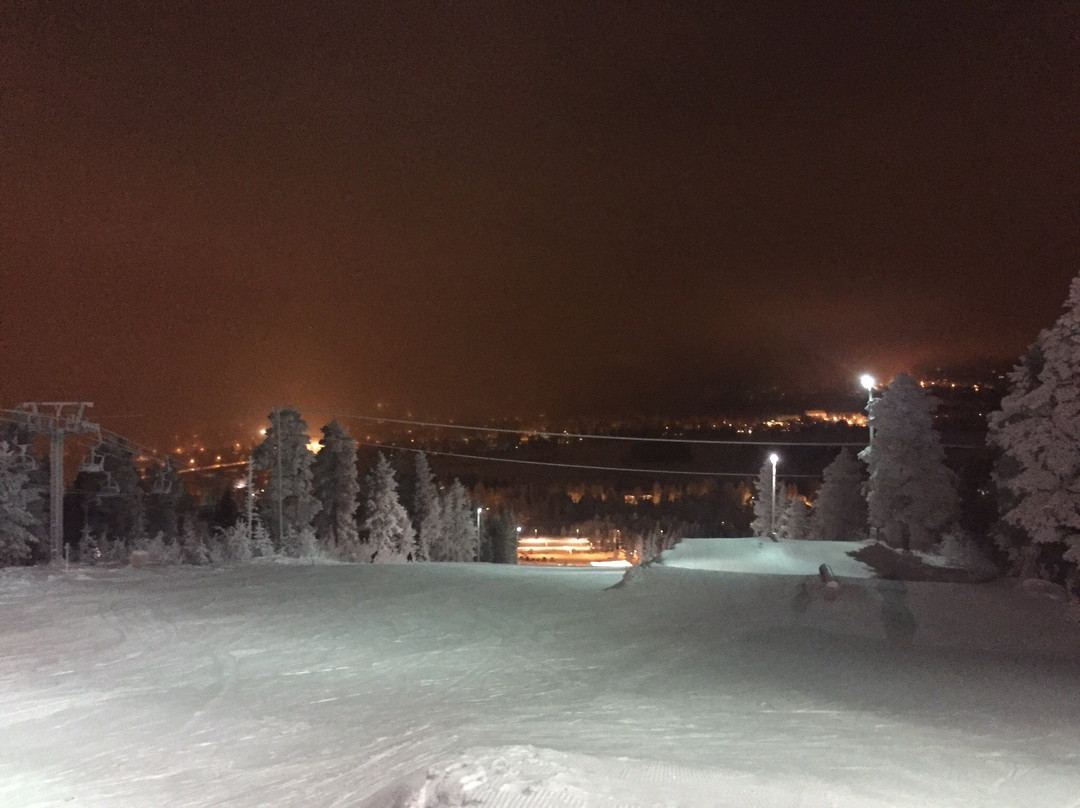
[750,460,779,538]
[0,441,41,565]
[2,424,49,553]
[180,521,210,565]
[360,453,415,563]
[251,407,321,548]
[411,453,441,562]
[988,275,1080,583]
[251,518,275,558]
[778,497,811,541]
[433,480,478,562]
[860,373,958,551]
[807,449,868,541]
[219,523,253,563]
[312,420,361,560]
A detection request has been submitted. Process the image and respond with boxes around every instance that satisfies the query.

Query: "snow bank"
[658,537,875,578]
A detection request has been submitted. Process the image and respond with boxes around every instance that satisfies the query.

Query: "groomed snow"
[2,541,1079,807]
[657,537,876,577]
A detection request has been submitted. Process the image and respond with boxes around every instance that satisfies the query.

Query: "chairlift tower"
[16,402,99,563]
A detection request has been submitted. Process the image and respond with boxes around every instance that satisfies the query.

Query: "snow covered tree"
[988,275,1080,584]
[312,420,361,560]
[360,453,415,563]
[1,423,48,552]
[410,453,441,562]
[219,522,253,563]
[251,407,321,548]
[860,373,958,552]
[749,459,780,538]
[251,518,275,558]
[0,441,42,565]
[807,449,868,542]
[778,497,811,541]
[432,480,478,562]
[180,521,210,565]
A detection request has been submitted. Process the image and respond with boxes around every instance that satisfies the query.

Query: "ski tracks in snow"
[363,745,900,808]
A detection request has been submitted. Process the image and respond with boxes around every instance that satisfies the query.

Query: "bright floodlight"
[769,452,779,465]
[860,373,876,391]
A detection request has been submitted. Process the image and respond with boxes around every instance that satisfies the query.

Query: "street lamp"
[860,374,877,443]
[769,452,779,540]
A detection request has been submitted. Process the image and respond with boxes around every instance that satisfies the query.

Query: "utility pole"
[16,402,99,563]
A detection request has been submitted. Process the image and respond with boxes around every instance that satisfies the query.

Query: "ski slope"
[2,539,1079,807]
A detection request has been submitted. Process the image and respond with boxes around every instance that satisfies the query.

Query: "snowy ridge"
[657,537,875,578]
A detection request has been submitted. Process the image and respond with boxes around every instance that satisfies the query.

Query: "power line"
[354,440,824,479]
[334,411,873,448]
[177,460,248,475]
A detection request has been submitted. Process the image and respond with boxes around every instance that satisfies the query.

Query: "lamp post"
[475,507,483,562]
[860,374,876,443]
[769,452,779,540]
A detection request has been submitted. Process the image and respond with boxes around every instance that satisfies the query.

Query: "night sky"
[4,2,1079,446]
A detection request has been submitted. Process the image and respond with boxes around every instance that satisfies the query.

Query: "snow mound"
[658,538,874,578]
[362,745,897,808]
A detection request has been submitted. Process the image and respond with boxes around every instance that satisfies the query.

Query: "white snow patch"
[659,537,875,577]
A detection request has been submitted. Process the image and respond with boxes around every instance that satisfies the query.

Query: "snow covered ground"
[3,539,1080,807]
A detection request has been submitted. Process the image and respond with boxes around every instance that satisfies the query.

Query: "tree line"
[748,273,1080,595]
[0,411,518,567]
[4,273,1080,591]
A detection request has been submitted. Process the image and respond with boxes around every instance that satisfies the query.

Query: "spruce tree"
[778,497,811,541]
[750,460,779,538]
[360,453,415,563]
[0,441,41,565]
[251,518,275,558]
[434,480,478,562]
[860,373,958,551]
[411,453,441,562]
[220,523,253,562]
[251,407,321,548]
[988,275,1080,583]
[312,420,361,560]
[807,449,868,542]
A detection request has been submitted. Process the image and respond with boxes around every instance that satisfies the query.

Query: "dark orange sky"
[3,2,1079,446]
